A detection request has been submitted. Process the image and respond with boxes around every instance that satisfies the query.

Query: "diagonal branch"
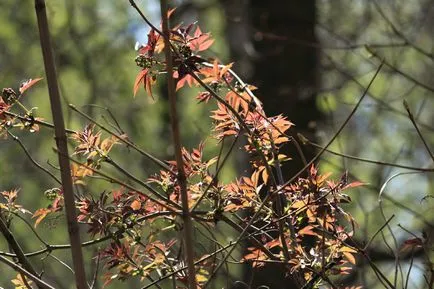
[0,215,43,289]
[0,254,55,289]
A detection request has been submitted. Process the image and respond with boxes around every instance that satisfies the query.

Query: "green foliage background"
[0,0,433,288]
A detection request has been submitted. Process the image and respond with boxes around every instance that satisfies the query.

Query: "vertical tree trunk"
[249,0,320,177]
[221,0,322,287]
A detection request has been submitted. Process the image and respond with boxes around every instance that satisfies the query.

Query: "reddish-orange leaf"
[133,69,148,98]
[145,75,153,98]
[339,246,357,253]
[19,78,43,94]
[310,165,317,176]
[175,73,197,90]
[343,181,365,190]
[219,62,233,78]
[298,225,317,236]
[189,27,214,52]
[343,251,356,264]
[265,239,281,249]
[32,208,50,227]
[130,199,141,211]
[167,7,176,19]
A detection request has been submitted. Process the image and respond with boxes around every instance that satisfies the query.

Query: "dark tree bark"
[249,0,321,177]
[221,0,322,288]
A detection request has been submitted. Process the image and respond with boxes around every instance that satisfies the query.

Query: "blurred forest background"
[0,0,433,288]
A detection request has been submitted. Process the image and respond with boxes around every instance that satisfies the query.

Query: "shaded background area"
[1,0,433,288]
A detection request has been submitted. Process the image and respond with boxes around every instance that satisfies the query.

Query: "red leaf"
[310,165,317,176]
[403,237,423,246]
[19,78,43,94]
[400,237,424,252]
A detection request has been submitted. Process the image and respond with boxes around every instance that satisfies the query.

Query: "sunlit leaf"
[19,77,43,94]
[130,199,141,211]
[32,208,51,227]
[343,251,356,264]
[133,69,149,98]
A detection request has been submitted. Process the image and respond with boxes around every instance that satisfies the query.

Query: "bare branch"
[34,1,88,288]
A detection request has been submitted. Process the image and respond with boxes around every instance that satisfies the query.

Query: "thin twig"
[366,46,434,93]
[404,248,415,289]
[372,0,433,60]
[9,211,50,247]
[305,137,434,172]
[0,211,186,259]
[103,156,181,209]
[191,133,239,212]
[378,171,423,288]
[7,130,61,184]
[277,62,384,191]
[3,110,75,134]
[403,100,434,164]
[90,253,101,289]
[324,53,434,132]
[0,255,55,289]
[364,215,395,250]
[219,215,276,260]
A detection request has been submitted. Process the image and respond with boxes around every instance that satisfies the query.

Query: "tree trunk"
[221,0,322,287]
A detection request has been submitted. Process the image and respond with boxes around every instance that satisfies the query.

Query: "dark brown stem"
[34,1,87,288]
[159,0,197,287]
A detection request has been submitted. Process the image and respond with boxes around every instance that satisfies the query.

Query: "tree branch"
[34,1,88,288]
[159,0,196,287]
